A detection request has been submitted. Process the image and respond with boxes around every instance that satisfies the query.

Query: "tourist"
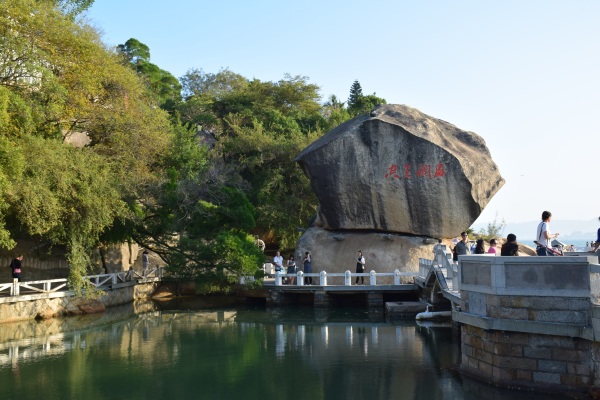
[535,211,559,256]
[455,232,471,257]
[286,255,296,285]
[433,239,443,253]
[355,250,366,284]
[302,251,312,285]
[488,239,498,255]
[591,217,600,253]
[10,255,23,282]
[474,239,485,254]
[142,250,150,276]
[500,234,519,256]
[273,251,283,273]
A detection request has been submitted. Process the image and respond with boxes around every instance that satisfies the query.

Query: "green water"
[0,304,575,400]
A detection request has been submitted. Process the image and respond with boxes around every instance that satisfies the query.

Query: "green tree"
[180,68,248,99]
[131,123,265,284]
[0,0,172,294]
[42,0,94,18]
[117,38,182,110]
[177,74,325,248]
[347,80,363,108]
[322,94,351,130]
[347,80,387,117]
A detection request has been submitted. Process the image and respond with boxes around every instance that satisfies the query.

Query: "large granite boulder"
[294,104,504,238]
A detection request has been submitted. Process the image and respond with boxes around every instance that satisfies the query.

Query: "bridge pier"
[367,292,384,313]
[267,290,286,307]
[314,291,329,308]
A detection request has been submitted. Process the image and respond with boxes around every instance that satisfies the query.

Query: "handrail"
[0,267,164,298]
[271,269,417,287]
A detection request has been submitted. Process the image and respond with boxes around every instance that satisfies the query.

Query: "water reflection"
[0,306,576,400]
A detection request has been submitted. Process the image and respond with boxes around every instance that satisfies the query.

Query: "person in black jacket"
[10,255,23,282]
[500,234,519,256]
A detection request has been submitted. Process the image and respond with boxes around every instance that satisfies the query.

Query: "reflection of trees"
[0,310,527,400]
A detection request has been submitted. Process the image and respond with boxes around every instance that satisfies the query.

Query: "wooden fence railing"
[0,267,164,297]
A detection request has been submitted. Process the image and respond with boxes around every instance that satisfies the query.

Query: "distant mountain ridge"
[470,218,599,242]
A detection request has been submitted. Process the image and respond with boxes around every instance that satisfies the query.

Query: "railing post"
[158,266,163,279]
[112,273,117,285]
[275,271,282,286]
[13,278,19,296]
[44,281,51,292]
[394,269,401,285]
[452,263,459,290]
[128,267,133,281]
[369,270,376,286]
[297,271,304,286]
[345,270,352,286]
[320,271,327,286]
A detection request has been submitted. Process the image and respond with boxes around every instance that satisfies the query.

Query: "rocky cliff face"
[294,104,504,273]
[295,104,504,239]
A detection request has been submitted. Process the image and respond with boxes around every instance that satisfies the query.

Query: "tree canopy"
[0,0,388,293]
[347,79,387,117]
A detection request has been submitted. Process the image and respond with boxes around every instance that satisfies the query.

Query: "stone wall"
[454,255,600,395]
[0,281,159,323]
[461,325,595,392]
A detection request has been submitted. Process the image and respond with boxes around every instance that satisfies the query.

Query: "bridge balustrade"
[272,269,415,286]
[0,267,164,298]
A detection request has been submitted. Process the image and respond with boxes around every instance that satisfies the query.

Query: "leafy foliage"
[0,0,171,294]
[1,0,393,292]
[117,38,182,110]
[132,123,265,279]
[347,79,387,117]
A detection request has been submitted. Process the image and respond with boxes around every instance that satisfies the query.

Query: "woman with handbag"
[10,255,23,282]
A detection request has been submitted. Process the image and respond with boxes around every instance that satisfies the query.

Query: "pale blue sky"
[87,0,600,229]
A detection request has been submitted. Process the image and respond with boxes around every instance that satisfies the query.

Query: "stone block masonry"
[0,281,159,323]
[454,255,600,396]
[461,325,594,391]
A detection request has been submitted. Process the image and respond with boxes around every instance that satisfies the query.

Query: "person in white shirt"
[536,211,559,256]
[273,251,284,272]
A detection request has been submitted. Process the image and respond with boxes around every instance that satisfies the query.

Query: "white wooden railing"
[0,267,164,297]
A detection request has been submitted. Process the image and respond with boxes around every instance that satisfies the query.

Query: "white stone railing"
[0,267,164,297]
[418,245,457,290]
[271,269,417,286]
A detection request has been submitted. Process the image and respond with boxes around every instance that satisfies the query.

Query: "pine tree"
[347,80,363,110]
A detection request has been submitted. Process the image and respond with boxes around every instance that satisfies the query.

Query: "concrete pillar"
[314,291,329,309]
[267,291,286,307]
[367,292,384,313]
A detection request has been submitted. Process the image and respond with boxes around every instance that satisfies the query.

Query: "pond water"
[0,303,576,400]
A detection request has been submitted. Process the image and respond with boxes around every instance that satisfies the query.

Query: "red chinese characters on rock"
[385,163,445,180]
[384,164,400,179]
